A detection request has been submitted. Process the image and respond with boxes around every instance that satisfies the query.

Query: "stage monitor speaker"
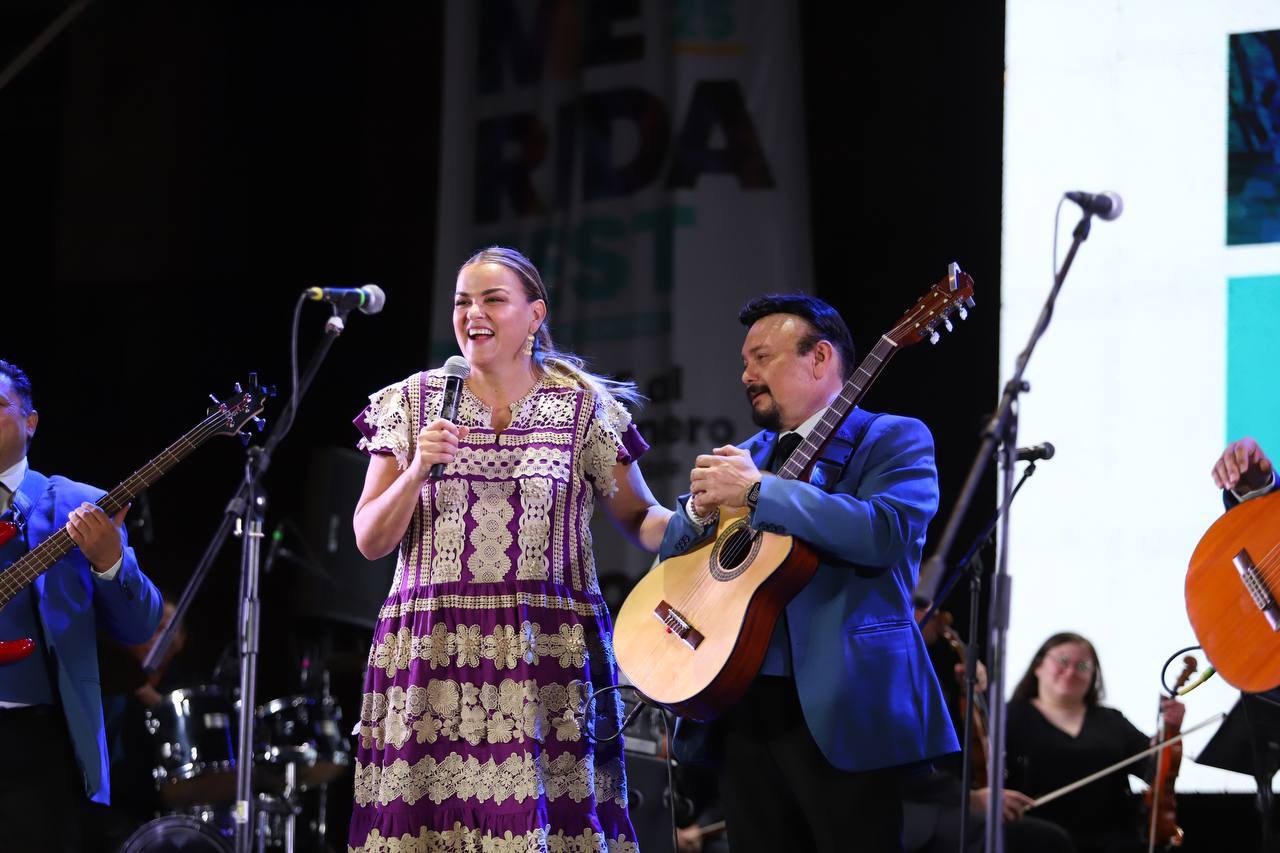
[625,752,676,853]
[287,446,396,630]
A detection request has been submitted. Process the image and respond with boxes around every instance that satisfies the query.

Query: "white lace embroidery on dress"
[352,748,597,808]
[467,481,515,582]
[356,677,590,751]
[376,592,606,620]
[430,480,467,583]
[350,825,637,853]
[358,382,412,470]
[517,477,552,580]
[580,394,634,498]
[516,387,579,429]
[450,446,572,482]
[368,621,588,677]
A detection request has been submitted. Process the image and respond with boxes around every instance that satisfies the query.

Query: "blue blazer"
[19,471,163,804]
[659,408,959,772]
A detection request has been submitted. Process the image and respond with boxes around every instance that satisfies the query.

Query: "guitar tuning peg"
[957,306,968,321]
[943,318,953,333]
[234,381,243,394]
[929,330,941,345]
[208,393,223,406]
[965,296,976,309]
[253,417,266,432]
[238,431,252,447]
[248,372,259,387]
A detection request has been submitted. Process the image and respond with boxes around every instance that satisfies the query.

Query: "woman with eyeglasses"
[1005,632,1185,853]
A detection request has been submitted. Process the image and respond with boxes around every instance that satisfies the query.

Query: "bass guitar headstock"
[208,374,275,444]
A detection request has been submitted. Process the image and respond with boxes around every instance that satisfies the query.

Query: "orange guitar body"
[614,506,818,721]
[1186,489,1280,692]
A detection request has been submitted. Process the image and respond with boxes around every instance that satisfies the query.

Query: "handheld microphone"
[304,284,386,315]
[429,356,471,480]
[1064,191,1123,221]
[1015,442,1055,462]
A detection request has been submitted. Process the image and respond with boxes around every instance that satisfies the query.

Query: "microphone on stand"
[429,356,471,480]
[1015,442,1055,462]
[1064,191,1123,221]
[304,284,386,315]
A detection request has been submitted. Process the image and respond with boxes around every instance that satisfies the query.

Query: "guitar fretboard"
[775,335,898,481]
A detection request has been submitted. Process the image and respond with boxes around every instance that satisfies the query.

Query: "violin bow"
[1025,713,1225,810]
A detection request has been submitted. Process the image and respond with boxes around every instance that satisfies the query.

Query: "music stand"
[1196,690,1280,852]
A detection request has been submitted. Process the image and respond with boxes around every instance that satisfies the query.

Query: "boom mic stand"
[143,305,353,853]
[913,206,1099,853]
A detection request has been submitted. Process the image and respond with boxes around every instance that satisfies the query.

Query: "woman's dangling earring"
[524,333,535,356]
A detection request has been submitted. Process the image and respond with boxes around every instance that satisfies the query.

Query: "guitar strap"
[806,409,883,494]
[10,468,49,527]
[7,468,63,703]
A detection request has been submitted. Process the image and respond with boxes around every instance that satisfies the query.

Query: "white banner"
[433,0,813,579]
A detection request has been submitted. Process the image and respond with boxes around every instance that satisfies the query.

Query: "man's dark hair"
[738,294,857,380]
[0,360,33,414]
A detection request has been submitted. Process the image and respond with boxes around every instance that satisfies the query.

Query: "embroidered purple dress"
[348,370,645,853]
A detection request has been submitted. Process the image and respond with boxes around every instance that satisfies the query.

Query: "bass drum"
[118,815,231,853]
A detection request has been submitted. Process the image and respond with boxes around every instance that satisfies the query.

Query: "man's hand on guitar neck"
[1212,437,1276,499]
[66,502,129,573]
[690,445,764,514]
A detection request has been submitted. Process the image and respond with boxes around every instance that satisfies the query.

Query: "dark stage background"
[0,2,1264,850]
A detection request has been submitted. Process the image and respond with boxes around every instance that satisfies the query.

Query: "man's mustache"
[746,384,769,402]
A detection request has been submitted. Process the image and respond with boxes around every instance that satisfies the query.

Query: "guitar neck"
[776,335,898,481]
[0,409,229,608]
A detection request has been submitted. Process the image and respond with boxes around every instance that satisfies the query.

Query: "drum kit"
[123,675,351,853]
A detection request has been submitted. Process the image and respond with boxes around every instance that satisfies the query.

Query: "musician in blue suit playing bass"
[0,359,163,852]
[658,295,958,853]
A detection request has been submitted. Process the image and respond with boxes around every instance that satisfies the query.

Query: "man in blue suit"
[0,359,163,851]
[659,295,958,852]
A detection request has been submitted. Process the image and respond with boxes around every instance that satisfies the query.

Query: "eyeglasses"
[1049,654,1095,675]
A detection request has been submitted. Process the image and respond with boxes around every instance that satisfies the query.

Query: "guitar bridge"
[1233,549,1280,631]
[654,601,704,649]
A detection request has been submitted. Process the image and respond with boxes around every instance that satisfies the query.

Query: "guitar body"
[1186,489,1280,691]
[0,523,32,662]
[614,506,818,720]
[0,638,34,665]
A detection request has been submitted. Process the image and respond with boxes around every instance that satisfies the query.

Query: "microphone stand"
[143,307,352,853]
[914,209,1095,853]
[917,458,1042,853]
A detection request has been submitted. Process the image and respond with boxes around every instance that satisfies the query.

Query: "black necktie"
[770,432,803,472]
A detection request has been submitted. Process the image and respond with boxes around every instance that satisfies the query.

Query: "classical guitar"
[0,379,271,665]
[1186,489,1280,691]
[615,264,976,720]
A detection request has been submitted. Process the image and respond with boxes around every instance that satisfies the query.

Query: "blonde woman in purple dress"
[348,247,673,852]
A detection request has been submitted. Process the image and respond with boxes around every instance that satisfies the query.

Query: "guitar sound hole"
[710,522,762,581]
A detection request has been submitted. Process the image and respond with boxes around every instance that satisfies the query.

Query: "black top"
[1006,697,1151,851]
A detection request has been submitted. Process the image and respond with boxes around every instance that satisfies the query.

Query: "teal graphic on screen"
[1228,275,1280,454]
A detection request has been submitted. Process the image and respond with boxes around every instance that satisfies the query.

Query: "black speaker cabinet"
[287,446,397,630]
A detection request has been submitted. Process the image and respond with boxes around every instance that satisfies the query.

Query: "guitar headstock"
[208,374,275,441]
[886,262,977,349]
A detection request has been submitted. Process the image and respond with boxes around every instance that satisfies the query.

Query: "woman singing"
[348,247,672,851]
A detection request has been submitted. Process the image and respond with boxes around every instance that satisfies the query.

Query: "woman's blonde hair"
[459,246,641,406]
